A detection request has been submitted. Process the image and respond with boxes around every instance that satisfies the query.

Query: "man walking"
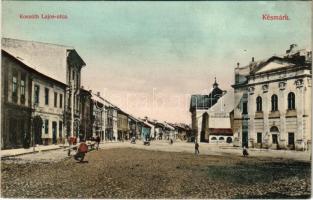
[195,142,199,155]
[96,134,101,150]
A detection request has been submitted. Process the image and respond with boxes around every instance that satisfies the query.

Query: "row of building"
[1,38,191,150]
[80,89,192,143]
[190,44,312,151]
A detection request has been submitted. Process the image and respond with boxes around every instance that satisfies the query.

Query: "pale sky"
[2,1,311,124]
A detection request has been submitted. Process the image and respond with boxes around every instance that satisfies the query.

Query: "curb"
[1,147,64,159]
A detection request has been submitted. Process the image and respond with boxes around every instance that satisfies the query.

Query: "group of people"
[68,134,101,162]
[70,135,249,162]
[193,142,249,157]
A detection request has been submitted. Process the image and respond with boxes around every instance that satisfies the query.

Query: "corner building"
[232,45,312,150]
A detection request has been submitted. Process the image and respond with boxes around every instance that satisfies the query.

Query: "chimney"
[252,57,254,62]
[89,90,92,93]
[81,85,84,89]
[237,62,240,68]
[97,92,100,97]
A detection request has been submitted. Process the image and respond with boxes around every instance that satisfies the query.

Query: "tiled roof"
[190,86,223,111]
[2,38,85,84]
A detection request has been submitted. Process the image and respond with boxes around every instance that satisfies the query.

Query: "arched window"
[211,137,217,140]
[271,94,278,111]
[226,137,232,143]
[219,137,224,140]
[256,96,262,112]
[288,92,295,110]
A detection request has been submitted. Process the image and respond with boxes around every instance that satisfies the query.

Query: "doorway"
[33,116,43,145]
[270,126,279,149]
[52,121,57,144]
[288,132,295,150]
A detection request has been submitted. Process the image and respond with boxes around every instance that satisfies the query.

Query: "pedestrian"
[96,134,101,150]
[243,146,249,157]
[195,142,199,155]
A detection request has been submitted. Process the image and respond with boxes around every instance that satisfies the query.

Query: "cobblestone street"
[1,145,311,199]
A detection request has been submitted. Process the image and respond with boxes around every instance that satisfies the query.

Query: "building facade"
[105,105,118,141]
[117,111,129,141]
[190,79,224,142]
[79,88,93,140]
[233,45,312,150]
[2,38,86,148]
[32,72,66,145]
[1,51,32,149]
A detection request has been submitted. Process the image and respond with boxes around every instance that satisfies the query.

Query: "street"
[1,142,311,199]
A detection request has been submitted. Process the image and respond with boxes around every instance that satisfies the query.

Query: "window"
[288,132,295,145]
[76,73,79,88]
[242,102,248,114]
[257,132,262,143]
[45,119,49,134]
[211,137,217,140]
[256,96,262,112]
[12,73,18,102]
[219,137,225,140]
[45,88,49,105]
[34,85,40,104]
[20,75,26,104]
[271,94,278,111]
[288,92,295,110]
[54,92,58,107]
[72,71,75,80]
[59,94,63,108]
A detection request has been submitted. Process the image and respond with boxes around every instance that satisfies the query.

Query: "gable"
[255,58,294,74]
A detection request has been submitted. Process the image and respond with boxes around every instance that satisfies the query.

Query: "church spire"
[213,77,218,88]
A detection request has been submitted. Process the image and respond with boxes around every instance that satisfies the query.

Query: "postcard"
[1,1,312,199]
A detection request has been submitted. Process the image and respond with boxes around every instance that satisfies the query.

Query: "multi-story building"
[1,50,32,149]
[79,87,92,140]
[31,71,66,145]
[105,105,118,141]
[1,38,86,148]
[128,115,141,140]
[233,45,312,150]
[91,92,106,140]
[117,110,129,141]
[190,79,224,142]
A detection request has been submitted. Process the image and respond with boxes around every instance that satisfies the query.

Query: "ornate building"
[232,45,312,150]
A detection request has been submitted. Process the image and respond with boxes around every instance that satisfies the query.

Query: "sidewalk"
[1,144,63,158]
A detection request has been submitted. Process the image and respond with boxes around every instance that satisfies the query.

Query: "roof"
[208,90,235,114]
[2,38,86,84]
[209,128,233,136]
[190,82,223,111]
[234,47,311,84]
